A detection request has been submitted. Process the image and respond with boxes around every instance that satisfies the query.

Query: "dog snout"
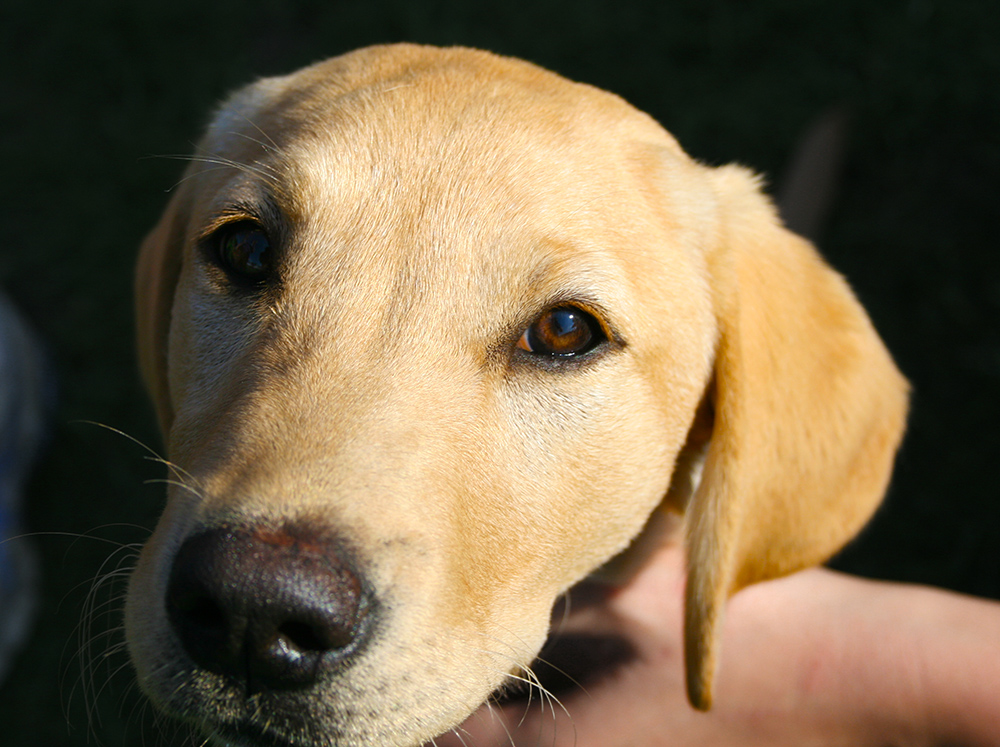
[165,523,369,692]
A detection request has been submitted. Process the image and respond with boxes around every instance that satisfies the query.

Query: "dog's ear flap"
[135,190,188,436]
[683,165,908,710]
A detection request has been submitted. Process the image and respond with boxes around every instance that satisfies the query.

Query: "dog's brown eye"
[216,223,272,281]
[517,306,604,358]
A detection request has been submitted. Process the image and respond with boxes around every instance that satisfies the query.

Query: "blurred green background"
[1,0,997,744]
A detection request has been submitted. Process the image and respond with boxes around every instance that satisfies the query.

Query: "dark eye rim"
[205,219,276,289]
[515,303,613,364]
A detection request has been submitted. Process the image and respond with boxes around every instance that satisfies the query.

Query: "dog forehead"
[205,45,683,208]
[195,44,717,351]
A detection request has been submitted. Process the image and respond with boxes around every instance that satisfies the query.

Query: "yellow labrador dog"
[127,44,908,746]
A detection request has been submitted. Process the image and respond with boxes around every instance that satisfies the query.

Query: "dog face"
[127,44,907,746]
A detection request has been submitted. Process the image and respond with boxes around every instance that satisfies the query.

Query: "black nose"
[165,523,367,692]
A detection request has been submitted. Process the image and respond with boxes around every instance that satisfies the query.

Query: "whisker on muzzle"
[72,420,196,486]
[41,422,194,743]
[68,540,143,739]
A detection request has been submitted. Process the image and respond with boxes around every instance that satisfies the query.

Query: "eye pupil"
[548,309,582,339]
[540,308,590,353]
[519,305,603,358]
[218,225,272,280]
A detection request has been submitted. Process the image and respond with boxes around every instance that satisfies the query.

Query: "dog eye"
[517,306,605,358]
[215,223,273,281]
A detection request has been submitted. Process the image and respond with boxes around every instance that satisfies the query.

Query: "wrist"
[730,571,1000,747]
[720,570,923,746]
[892,584,1000,747]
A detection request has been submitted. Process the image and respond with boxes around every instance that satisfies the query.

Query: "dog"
[126,43,908,747]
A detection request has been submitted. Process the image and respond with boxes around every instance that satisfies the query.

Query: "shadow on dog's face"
[126,44,716,747]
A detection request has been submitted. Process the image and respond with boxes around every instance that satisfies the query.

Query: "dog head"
[128,44,907,745]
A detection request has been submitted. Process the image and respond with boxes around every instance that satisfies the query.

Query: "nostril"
[278,620,349,653]
[250,618,354,685]
[168,586,226,629]
[187,598,227,630]
[166,550,246,674]
[166,586,234,663]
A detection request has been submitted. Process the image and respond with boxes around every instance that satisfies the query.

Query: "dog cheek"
[166,273,262,437]
[494,372,676,590]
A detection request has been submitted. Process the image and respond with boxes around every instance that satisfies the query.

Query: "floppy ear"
[135,188,189,436]
[683,165,909,710]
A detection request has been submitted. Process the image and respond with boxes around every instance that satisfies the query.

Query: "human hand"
[431,537,1000,747]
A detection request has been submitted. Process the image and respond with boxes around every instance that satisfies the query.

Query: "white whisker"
[72,420,195,485]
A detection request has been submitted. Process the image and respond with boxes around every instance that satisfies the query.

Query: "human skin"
[431,538,1000,747]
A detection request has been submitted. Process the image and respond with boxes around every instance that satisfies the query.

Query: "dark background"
[1,1,997,744]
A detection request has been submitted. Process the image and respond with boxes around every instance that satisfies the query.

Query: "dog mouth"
[190,632,637,747]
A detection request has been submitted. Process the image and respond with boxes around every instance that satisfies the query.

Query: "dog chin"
[433,616,638,747]
[197,617,635,747]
